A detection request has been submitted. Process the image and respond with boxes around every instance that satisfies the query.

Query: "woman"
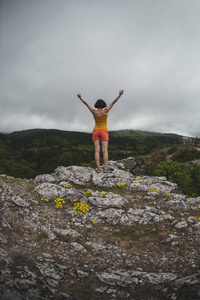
[77,90,124,173]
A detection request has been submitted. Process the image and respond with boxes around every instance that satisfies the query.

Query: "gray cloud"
[0,0,200,136]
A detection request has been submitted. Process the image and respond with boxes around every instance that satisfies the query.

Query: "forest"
[0,128,183,178]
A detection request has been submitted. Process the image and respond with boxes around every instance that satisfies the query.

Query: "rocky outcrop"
[183,136,200,149]
[0,161,200,299]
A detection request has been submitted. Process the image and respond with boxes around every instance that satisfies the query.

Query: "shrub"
[171,148,200,163]
[167,145,180,155]
[153,161,200,196]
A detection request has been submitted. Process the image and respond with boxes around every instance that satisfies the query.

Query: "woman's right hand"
[77,94,82,99]
[119,90,124,96]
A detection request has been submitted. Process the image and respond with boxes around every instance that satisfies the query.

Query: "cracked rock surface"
[0,161,200,300]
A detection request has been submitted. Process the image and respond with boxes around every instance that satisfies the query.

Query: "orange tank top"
[93,113,108,132]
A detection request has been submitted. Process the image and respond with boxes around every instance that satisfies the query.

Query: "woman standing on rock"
[77,90,124,173]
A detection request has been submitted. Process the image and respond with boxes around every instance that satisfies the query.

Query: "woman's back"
[93,110,108,131]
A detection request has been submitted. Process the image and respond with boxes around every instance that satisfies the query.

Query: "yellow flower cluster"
[68,166,72,169]
[73,201,89,215]
[54,198,65,209]
[100,192,106,198]
[162,192,170,198]
[63,184,71,189]
[118,182,127,188]
[83,191,92,197]
[41,197,49,202]
[150,189,160,193]
[150,190,170,198]
[135,178,142,181]
[195,216,200,223]
[118,183,127,188]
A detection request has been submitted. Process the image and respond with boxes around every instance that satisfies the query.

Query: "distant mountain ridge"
[109,129,184,138]
[0,128,184,142]
[0,128,91,143]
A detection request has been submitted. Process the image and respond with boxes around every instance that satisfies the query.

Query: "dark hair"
[94,99,107,108]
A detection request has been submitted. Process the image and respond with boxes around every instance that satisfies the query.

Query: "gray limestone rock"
[55,166,93,184]
[35,173,58,183]
[88,193,127,208]
[162,234,178,243]
[120,208,174,225]
[129,176,177,193]
[2,183,30,207]
[175,221,188,229]
[92,168,133,187]
[161,199,188,210]
[8,195,30,207]
[35,182,84,202]
[107,160,125,171]
[96,208,124,225]
[187,216,196,224]
[53,227,82,238]
[70,242,87,253]
[175,272,200,287]
[96,269,177,287]
[35,261,62,283]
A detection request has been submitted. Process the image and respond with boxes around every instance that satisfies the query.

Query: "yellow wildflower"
[73,201,89,215]
[118,183,127,188]
[150,189,160,193]
[63,184,71,189]
[163,193,170,198]
[100,192,106,198]
[54,198,65,209]
[83,191,92,197]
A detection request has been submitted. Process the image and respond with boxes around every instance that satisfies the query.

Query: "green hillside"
[110,129,182,138]
[0,128,183,178]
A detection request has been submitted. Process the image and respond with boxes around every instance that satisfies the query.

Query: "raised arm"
[77,94,95,114]
[104,90,124,113]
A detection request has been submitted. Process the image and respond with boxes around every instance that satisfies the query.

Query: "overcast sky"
[0,0,200,136]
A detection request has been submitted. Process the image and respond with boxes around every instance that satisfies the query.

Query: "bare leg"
[101,140,108,170]
[94,140,100,168]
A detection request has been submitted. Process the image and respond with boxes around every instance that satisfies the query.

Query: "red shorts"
[92,130,109,141]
